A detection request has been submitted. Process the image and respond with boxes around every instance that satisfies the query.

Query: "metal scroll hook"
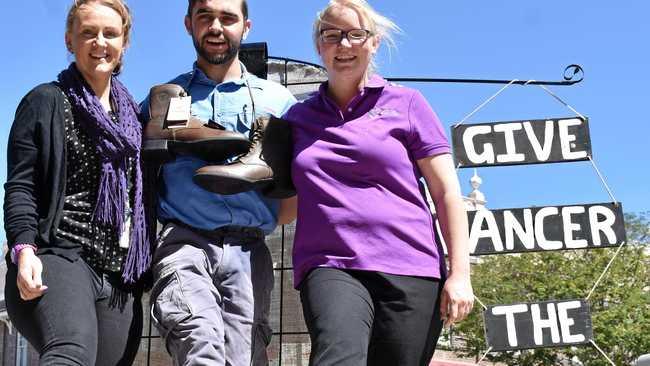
[563,64,584,84]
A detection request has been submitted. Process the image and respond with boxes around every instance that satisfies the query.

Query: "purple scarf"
[57,63,150,284]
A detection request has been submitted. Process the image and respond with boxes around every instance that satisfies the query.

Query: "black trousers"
[300,268,443,366]
[4,254,143,366]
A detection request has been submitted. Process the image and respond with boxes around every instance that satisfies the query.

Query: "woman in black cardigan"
[3,1,153,364]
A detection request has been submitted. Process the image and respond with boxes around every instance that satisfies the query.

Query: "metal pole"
[268,58,584,87]
[15,332,27,366]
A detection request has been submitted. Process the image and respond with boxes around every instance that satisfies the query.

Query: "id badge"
[166,96,192,128]
[119,210,132,249]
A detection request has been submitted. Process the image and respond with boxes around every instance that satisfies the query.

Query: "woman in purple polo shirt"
[283,0,474,365]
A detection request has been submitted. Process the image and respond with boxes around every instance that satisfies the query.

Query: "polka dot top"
[56,97,133,273]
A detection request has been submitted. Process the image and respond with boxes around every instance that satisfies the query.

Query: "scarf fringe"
[93,163,126,230]
[121,154,154,284]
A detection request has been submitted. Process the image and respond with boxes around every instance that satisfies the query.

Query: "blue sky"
[1,1,649,243]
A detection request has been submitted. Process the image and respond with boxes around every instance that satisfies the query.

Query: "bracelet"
[11,244,37,265]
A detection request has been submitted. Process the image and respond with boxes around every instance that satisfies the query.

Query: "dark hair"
[187,0,248,20]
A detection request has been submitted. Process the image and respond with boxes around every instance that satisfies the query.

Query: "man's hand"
[16,248,47,300]
[440,272,474,327]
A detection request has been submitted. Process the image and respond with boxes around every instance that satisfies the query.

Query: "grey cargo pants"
[150,222,274,366]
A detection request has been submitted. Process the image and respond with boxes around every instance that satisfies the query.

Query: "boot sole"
[143,138,251,164]
[193,173,274,195]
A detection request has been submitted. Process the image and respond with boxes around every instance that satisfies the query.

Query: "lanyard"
[183,66,257,124]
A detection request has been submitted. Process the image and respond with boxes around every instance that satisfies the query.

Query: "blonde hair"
[313,0,401,75]
[65,0,133,74]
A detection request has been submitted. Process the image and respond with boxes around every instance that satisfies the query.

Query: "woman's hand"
[16,248,48,300]
[440,271,474,327]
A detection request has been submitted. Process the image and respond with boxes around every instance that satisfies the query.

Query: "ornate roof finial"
[466,169,486,210]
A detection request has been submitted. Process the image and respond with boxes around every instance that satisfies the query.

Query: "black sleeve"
[3,92,47,248]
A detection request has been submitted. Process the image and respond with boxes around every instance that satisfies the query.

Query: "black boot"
[193,116,295,198]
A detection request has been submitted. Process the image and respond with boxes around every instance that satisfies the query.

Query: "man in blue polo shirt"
[142,0,296,364]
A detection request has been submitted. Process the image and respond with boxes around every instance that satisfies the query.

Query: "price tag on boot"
[166,96,192,128]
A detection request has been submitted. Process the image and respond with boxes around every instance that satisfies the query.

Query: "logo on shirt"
[367,107,400,118]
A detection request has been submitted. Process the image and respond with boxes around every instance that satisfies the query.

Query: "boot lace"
[249,120,265,147]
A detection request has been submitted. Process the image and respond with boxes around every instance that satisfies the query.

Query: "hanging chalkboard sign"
[452,117,591,168]
[484,299,593,351]
[468,202,625,255]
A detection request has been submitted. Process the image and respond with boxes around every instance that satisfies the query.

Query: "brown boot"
[193,115,296,198]
[143,84,251,163]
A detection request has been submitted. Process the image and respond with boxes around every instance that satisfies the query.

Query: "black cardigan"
[4,82,82,262]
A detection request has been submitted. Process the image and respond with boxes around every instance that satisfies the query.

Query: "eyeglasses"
[319,28,373,44]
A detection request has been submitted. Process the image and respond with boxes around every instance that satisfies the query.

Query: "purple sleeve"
[406,90,451,160]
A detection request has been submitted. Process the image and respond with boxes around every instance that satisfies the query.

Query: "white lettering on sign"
[535,207,563,250]
[531,303,560,345]
[492,304,528,347]
[557,301,586,343]
[468,204,620,254]
[504,209,534,250]
[523,120,554,161]
[494,123,525,163]
[469,209,503,254]
[490,301,589,348]
[463,125,494,164]
[559,118,588,160]
[460,118,587,165]
[562,206,588,248]
[589,205,617,246]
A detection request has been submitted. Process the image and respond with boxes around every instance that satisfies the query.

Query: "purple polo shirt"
[285,74,451,287]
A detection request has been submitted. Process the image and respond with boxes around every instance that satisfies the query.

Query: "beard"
[193,32,242,65]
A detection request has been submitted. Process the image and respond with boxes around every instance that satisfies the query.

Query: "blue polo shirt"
[142,63,296,233]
